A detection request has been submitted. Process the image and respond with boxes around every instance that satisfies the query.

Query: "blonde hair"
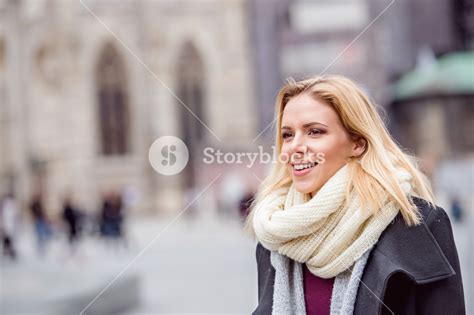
[245,75,434,235]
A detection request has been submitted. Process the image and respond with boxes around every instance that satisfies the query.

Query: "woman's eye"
[308,128,324,136]
[282,132,293,139]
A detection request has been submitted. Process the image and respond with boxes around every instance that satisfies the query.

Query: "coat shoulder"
[412,196,438,220]
[412,196,454,235]
[354,197,465,314]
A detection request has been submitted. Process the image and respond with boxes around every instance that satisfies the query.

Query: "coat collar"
[375,215,454,283]
[355,200,455,314]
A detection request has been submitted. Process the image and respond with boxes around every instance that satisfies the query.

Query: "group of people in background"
[0,190,127,262]
[1,188,466,262]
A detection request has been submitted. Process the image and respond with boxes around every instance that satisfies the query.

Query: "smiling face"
[280,93,363,194]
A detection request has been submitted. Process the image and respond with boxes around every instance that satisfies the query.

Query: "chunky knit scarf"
[253,165,412,278]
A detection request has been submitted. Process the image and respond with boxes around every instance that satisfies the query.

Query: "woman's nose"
[294,144,307,154]
[290,134,308,154]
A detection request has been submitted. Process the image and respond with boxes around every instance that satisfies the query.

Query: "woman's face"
[280,93,363,194]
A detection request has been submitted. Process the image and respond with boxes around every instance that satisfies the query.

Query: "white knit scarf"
[253,164,412,278]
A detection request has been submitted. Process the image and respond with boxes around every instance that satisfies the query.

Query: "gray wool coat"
[252,198,466,315]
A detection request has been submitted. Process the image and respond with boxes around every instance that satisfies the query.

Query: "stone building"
[0,0,257,215]
[1,0,472,218]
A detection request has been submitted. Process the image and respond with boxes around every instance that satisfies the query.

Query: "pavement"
[1,209,471,314]
[0,213,258,314]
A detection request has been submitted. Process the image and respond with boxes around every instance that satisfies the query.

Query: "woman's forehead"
[282,94,338,126]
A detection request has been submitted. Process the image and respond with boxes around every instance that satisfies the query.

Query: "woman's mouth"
[292,161,318,177]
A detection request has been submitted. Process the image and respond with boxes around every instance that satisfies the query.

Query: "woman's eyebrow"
[281,122,328,130]
[303,122,328,128]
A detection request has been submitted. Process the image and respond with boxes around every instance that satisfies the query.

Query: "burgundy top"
[303,264,335,315]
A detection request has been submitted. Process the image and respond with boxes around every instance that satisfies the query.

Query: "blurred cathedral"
[0,0,257,215]
[0,0,472,217]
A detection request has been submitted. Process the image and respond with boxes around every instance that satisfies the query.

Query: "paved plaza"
[1,214,258,314]
[1,209,472,314]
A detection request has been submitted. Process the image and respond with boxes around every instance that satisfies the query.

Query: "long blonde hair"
[245,75,434,235]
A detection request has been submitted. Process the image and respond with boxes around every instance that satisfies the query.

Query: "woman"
[245,75,465,315]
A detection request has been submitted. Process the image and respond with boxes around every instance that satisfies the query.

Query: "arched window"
[96,43,130,156]
[176,41,206,187]
[177,41,206,145]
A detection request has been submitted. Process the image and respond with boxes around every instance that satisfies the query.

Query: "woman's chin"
[292,175,323,195]
[293,182,316,195]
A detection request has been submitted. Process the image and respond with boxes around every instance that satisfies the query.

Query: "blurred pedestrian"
[99,191,125,245]
[62,194,81,249]
[0,192,20,260]
[184,186,199,222]
[29,193,51,256]
[450,197,464,223]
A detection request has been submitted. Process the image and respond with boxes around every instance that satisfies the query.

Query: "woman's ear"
[351,137,367,158]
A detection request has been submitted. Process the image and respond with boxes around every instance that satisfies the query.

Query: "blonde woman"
[246,75,465,315]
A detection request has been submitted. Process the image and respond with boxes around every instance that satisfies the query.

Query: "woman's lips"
[292,162,317,177]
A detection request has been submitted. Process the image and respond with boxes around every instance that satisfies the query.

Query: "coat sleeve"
[416,206,466,314]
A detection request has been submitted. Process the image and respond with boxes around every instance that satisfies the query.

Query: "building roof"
[393,51,474,101]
